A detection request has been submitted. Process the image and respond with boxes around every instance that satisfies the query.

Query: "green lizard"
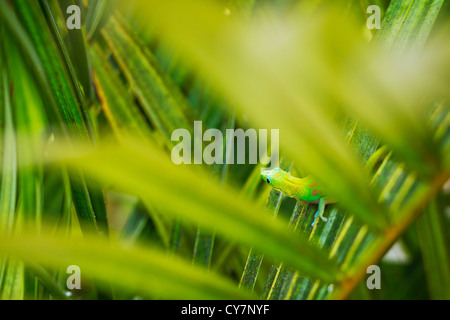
[261,168,335,226]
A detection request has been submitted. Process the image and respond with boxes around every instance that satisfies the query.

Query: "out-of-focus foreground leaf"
[0,232,253,300]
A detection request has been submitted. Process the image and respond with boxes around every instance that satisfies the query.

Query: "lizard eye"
[266,178,271,184]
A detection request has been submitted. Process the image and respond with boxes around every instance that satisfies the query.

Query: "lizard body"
[261,168,334,226]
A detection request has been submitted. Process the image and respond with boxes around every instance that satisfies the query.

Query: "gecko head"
[261,168,282,185]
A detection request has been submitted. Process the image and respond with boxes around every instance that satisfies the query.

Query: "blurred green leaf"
[0,232,254,300]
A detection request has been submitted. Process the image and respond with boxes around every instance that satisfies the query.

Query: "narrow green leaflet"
[375,0,444,51]
[416,196,450,299]
[0,261,24,300]
[56,0,95,103]
[0,71,17,236]
[86,0,117,41]
[0,69,18,295]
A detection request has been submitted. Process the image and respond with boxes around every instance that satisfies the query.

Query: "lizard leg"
[311,197,329,226]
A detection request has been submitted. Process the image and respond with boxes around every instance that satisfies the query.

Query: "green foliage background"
[0,0,449,300]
